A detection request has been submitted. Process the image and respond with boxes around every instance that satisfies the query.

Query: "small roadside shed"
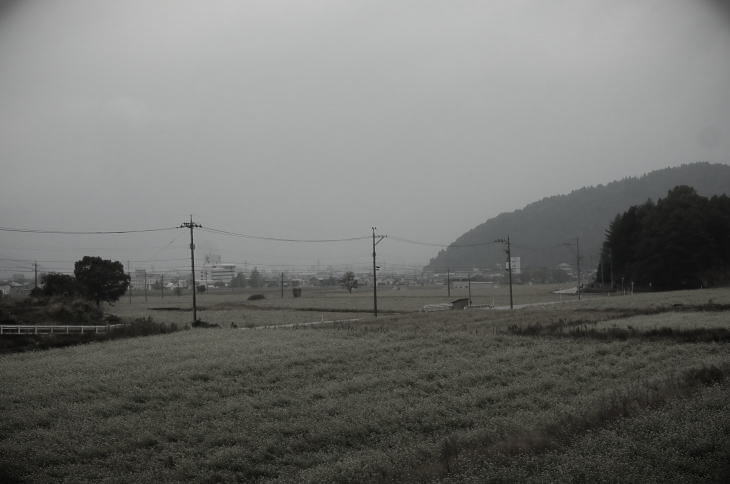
[451,298,469,310]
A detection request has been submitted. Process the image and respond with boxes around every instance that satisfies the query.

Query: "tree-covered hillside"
[424,163,730,272]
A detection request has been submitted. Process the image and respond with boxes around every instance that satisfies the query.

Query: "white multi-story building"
[201,263,236,286]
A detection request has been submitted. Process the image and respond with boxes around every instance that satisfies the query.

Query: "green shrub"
[47,299,103,323]
[109,317,180,338]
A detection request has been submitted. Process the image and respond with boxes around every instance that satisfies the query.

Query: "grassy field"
[592,311,730,331]
[107,283,596,327]
[1,286,728,482]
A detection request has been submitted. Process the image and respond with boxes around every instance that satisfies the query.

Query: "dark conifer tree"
[597,186,730,290]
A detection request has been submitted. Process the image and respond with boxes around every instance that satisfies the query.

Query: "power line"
[0,226,178,235]
[1,256,189,264]
[1,221,491,248]
[511,242,574,251]
[0,266,35,272]
[388,235,498,248]
[0,257,37,264]
[201,226,370,243]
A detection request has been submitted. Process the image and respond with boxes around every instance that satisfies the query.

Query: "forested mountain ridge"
[424,162,730,273]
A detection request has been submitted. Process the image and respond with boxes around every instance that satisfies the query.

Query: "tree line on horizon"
[596,186,730,290]
[32,256,130,306]
[425,162,730,274]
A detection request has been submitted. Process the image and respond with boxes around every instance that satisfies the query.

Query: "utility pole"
[447,267,451,297]
[495,236,514,310]
[506,236,513,310]
[34,261,38,289]
[281,272,284,298]
[161,273,164,299]
[576,237,581,301]
[467,274,472,306]
[372,227,385,317]
[180,216,202,323]
[144,270,148,302]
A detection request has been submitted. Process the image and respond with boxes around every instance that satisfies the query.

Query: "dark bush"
[0,306,17,323]
[104,314,122,324]
[683,365,724,386]
[109,317,180,337]
[248,294,265,301]
[0,297,103,324]
[47,299,103,323]
[39,273,80,298]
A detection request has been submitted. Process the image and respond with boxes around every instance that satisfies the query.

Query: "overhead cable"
[388,235,497,248]
[0,226,178,235]
[201,227,370,243]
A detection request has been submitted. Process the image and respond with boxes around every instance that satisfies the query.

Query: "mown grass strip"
[431,364,727,481]
[382,364,727,482]
[507,322,730,342]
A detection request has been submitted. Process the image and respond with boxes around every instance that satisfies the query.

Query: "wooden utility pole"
[281,272,284,298]
[467,274,472,306]
[372,227,385,317]
[576,237,581,301]
[447,268,451,297]
[34,261,38,289]
[161,274,164,299]
[180,216,202,323]
[496,236,514,310]
[506,236,513,310]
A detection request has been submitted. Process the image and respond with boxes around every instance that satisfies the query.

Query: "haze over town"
[1,0,729,277]
[2,3,730,482]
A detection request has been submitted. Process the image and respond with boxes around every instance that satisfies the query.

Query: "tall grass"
[445,380,729,483]
[1,315,727,482]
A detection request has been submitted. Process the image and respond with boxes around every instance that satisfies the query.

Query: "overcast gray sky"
[1,0,729,277]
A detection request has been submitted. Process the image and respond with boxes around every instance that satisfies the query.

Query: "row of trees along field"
[229,268,264,288]
[33,256,130,306]
[230,269,358,291]
[596,186,730,290]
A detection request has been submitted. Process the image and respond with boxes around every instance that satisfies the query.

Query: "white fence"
[0,324,126,336]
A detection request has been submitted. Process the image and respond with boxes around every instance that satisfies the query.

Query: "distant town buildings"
[200,264,236,286]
